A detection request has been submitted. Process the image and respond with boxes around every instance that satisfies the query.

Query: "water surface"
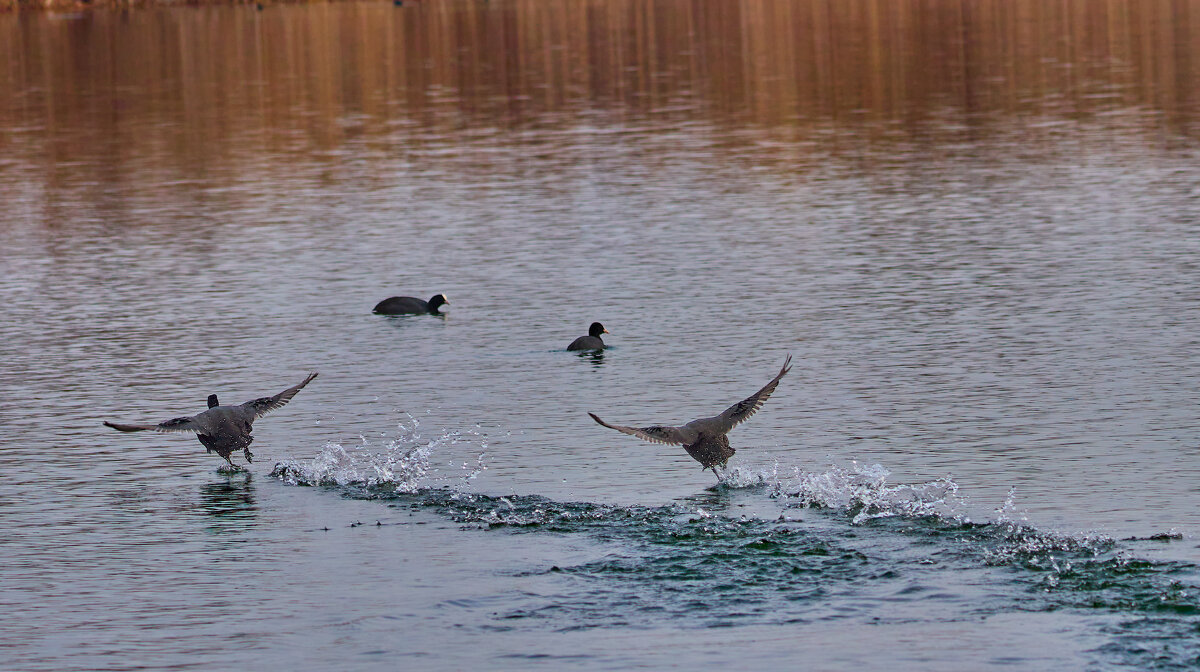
[3,1,1200,669]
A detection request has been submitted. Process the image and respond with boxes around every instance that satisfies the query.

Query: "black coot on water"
[374,294,449,315]
[568,322,610,351]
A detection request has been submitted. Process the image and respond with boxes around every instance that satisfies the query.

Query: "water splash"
[685,461,1161,608]
[721,460,966,524]
[994,486,1028,525]
[270,414,487,492]
[269,447,1200,666]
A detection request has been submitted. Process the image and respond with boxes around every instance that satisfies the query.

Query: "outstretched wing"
[240,372,318,419]
[710,355,792,434]
[588,412,690,445]
[104,417,202,434]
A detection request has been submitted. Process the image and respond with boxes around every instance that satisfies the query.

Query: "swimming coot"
[373,294,449,315]
[568,322,610,351]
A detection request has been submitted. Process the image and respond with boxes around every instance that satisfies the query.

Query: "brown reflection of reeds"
[1,0,1199,187]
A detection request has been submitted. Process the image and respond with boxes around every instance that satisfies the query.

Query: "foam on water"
[719,462,1133,575]
[264,448,1200,667]
[271,414,488,492]
[268,436,1200,662]
[273,442,1142,582]
[721,460,967,523]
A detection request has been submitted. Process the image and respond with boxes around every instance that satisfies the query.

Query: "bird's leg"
[712,466,723,483]
[244,448,254,464]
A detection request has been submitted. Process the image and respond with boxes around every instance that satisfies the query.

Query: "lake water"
[3,1,1200,669]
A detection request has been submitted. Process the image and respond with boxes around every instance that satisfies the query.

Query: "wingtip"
[587,412,605,425]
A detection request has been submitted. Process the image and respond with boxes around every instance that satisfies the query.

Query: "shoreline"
[2,0,366,11]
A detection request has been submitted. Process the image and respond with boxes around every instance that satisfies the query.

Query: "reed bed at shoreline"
[1,0,349,12]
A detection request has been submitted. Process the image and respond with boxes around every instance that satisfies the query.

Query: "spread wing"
[240,372,318,419]
[104,417,202,434]
[710,355,791,434]
[588,412,690,445]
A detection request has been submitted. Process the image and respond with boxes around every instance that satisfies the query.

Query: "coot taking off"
[373,294,449,315]
[104,373,318,468]
[589,355,791,480]
[568,322,610,351]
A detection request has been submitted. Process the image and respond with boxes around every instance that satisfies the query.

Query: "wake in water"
[721,461,1128,569]
[270,443,1200,669]
[270,413,488,492]
[719,460,965,523]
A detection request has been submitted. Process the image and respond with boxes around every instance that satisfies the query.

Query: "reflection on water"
[2,0,1200,206]
[574,349,606,368]
[378,313,448,326]
[199,472,257,525]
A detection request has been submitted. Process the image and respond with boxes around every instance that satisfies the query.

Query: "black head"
[588,322,609,338]
[207,394,220,409]
[428,294,449,312]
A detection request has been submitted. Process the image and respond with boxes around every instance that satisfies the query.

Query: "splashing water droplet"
[271,415,487,492]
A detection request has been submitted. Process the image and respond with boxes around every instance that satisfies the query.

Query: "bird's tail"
[588,412,614,429]
[103,421,150,432]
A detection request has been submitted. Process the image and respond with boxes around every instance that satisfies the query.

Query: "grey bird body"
[104,373,318,467]
[589,356,791,479]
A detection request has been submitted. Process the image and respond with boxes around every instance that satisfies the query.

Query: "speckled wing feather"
[588,412,689,445]
[103,417,202,434]
[710,355,792,434]
[240,373,318,419]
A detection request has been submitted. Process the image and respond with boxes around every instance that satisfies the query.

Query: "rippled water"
[4,1,1200,669]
